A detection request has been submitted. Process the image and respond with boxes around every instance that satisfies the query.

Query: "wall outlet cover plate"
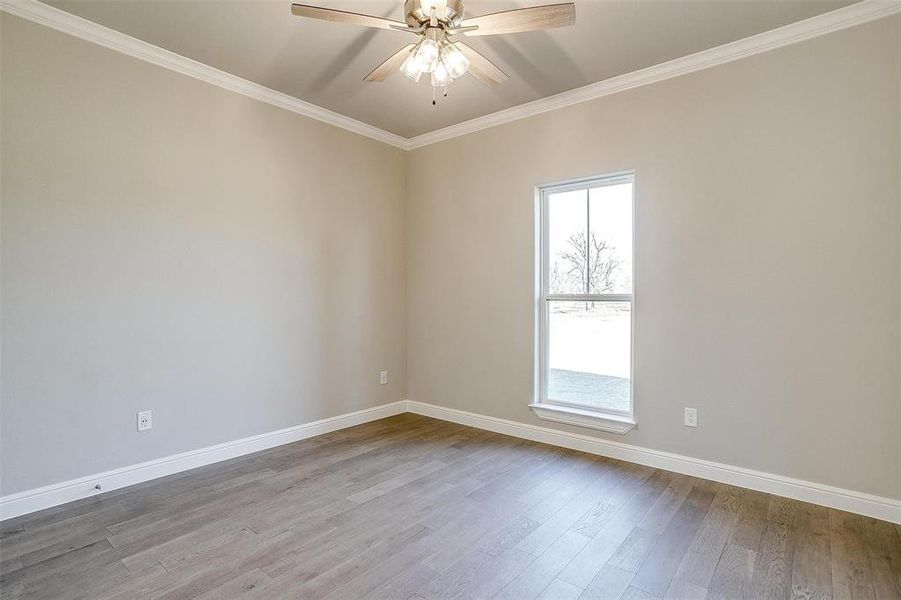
[137,410,152,432]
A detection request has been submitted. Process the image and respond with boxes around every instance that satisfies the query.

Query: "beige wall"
[406,17,901,500]
[0,15,407,495]
[897,14,901,495]
[3,11,900,504]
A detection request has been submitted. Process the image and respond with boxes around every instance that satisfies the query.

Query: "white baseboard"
[5,399,898,524]
[0,401,407,521]
[406,400,901,524]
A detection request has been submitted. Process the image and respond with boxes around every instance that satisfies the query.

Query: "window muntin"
[539,174,634,418]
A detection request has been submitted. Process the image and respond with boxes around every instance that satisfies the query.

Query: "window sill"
[529,403,636,435]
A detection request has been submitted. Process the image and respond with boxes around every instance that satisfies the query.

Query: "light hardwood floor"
[1,413,899,599]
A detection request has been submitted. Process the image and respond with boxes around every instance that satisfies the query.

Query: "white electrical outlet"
[137,410,152,432]
[684,407,698,428]
[379,370,388,385]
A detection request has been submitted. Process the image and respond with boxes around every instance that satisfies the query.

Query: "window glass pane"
[588,183,632,294]
[547,189,587,294]
[547,300,631,413]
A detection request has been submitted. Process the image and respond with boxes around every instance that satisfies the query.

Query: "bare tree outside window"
[550,231,622,295]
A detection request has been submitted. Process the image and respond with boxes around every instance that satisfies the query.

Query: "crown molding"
[2,0,899,152]
[405,0,901,149]
[0,0,409,150]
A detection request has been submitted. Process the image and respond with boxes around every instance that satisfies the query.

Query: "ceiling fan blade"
[364,44,416,82]
[461,3,575,36]
[456,43,508,86]
[290,4,406,31]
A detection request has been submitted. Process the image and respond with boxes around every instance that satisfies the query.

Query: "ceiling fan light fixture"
[415,32,441,73]
[291,0,575,101]
[440,41,469,78]
[431,60,452,87]
[400,46,424,81]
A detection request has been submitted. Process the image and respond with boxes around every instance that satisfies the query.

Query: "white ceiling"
[45,0,857,138]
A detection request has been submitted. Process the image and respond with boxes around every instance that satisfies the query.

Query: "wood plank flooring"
[1,414,899,599]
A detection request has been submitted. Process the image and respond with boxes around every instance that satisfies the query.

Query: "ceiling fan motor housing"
[405,0,465,28]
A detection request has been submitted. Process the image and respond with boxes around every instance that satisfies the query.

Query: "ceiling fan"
[291,0,576,104]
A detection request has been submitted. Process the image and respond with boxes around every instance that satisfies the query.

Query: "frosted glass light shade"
[416,37,440,73]
[400,48,424,82]
[431,60,452,87]
[441,42,469,79]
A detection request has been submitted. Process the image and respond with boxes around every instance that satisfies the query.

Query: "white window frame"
[530,172,637,434]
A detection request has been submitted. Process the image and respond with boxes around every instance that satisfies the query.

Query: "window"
[531,173,636,434]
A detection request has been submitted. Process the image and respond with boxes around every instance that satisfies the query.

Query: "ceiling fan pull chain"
[444,85,448,97]
[432,86,436,106]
